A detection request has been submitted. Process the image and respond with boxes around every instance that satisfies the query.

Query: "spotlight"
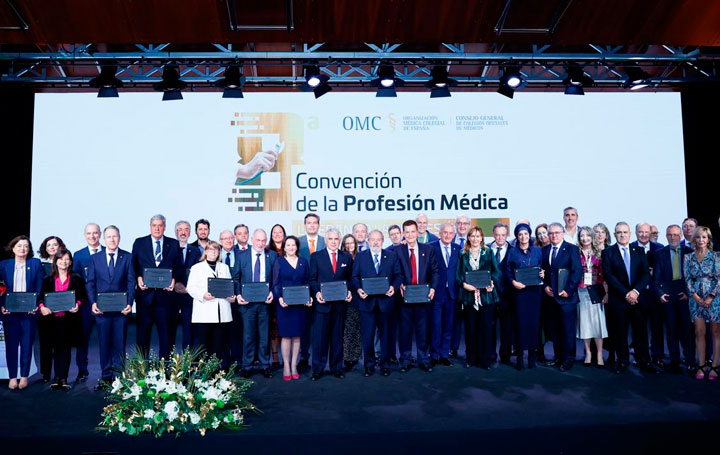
[425,66,457,98]
[624,66,651,90]
[302,65,332,98]
[563,65,593,95]
[89,64,123,98]
[371,65,404,97]
[497,65,524,99]
[217,65,245,98]
[153,65,186,101]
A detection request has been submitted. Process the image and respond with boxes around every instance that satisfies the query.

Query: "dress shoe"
[240,369,252,379]
[390,356,399,365]
[52,378,71,391]
[75,370,89,383]
[614,362,628,374]
[381,368,390,376]
[516,357,525,371]
[333,371,345,379]
[439,358,452,367]
[311,373,322,381]
[430,358,438,367]
[559,362,573,372]
[42,375,51,384]
[544,359,558,367]
[364,367,374,377]
[419,364,433,373]
[640,362,661,374]
[449,350,458,359]
[262,368,273,379]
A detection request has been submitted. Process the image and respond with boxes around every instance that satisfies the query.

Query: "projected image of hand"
[236,149,278,179]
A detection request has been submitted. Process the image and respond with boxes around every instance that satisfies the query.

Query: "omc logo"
[342,115,382,131]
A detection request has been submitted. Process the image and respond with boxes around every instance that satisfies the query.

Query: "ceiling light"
[153,65,186,101]
[89,65,123,98]
[217,65,245,98]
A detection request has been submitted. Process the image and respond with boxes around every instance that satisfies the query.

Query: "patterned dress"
[576,251,608,339]
[683,251,720,322]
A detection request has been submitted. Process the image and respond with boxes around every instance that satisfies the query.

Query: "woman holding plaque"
[508,223,544,370]
[272,235,312,380]
[341,234,362,370]
[266,223,286,366]
[0,235,44,390]
[37,235,67,381]
[684,226,720,380]
[186,240,236,369]
[38,247,86,390]
[576,226,608,367]
[456,226,501,369]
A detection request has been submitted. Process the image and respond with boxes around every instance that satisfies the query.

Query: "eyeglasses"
[548,231,563,235]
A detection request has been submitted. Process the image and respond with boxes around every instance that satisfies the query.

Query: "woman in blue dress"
[683,226,720,380]
[272,235,312,380]
[508,223,544,370]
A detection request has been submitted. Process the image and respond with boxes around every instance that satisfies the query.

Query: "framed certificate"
[321,281,348,302]
[97,292,128,312]
[465,270,491,289]
[43,290,76,312]
[558,268,570,292]
[660,280,686,302]
[404,284,430,303]
[361,277,390,295]
[4,292,37,312]
[515,267,544,286]
[241,282,270,302]
[208,278,235,299]
[143,268,172,288]
[282,285,310,306]
[586,284,606,304]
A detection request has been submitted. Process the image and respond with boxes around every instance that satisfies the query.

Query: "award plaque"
[5,292,37,312]
[43,290,76,312]
[143,268,172,288]
[282,285,310,305]
[97,292,129,312]
[208,278,235,299]
[515,267,544,286]
[321,281,348,302]
[361,277,390,295]
[465,270,491,289]
[586,284,606,304]
[403,284,430,303]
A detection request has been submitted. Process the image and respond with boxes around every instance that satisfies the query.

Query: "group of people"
[1,208,719,391]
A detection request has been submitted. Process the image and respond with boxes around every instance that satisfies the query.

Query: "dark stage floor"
[2,323,719,454]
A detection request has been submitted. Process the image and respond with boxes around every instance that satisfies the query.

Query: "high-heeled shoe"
[695,364,708,380]
[291,373,300,380]
[709,366,719,381]
[18,377,28,389]
[8,378,18,390]
[282,375,292,381]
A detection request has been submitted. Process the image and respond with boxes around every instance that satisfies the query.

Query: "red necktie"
[410,247,418,285]
[332,251,337,273]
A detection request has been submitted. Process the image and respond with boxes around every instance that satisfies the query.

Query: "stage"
[2,324,719,454]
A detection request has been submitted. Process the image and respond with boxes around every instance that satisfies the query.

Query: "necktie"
[495,247,501,262]
[622,247,631,282]
[253,253,261,282]
[459,238,465,249]
[225,252,231,266]
[332,251,337,274]
[672,247,681,280]
[551,246,558,264]
[444,246,450,267]
[182,246,187,263]
[92,248,98,255]
[358,244,364,252]
[155,240,162,263]
[309,239,316,254]
[108,253,115,279]
[410,247,418,285]
[374,254,380,274]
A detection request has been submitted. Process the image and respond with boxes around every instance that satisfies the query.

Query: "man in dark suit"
[542,222,582,372]
[189,218,210,254]
[430,222,460,366]
[631,222,665,367]
[654,224,694,373]
[602,222,658,374]
[218,229,243,366]
[86,225,135,389]
[236,228,276,378]
[352,229,402,377]
[171,220,201,350]
[309,228,353,380]
[396,220,440,372]
[488,222,513,364]
[72,222,105,383]
[131,214,183,359]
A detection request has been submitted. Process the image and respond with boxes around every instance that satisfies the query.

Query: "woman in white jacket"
[186,240,236,368]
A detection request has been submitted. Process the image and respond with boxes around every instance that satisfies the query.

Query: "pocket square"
[341,263,347,267]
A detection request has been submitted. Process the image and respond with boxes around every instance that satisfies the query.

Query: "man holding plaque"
[72,222,104,384]
[172,221,202,350]
[131,214,183,359]
[653,224,694,373]
[236,229,276,378]
[542,222,582,372]
[352,230,402,377]
[430,222,460,366]
[396,220,439,373]
[488,222,514,365]
[298,213,325,368]
[220,229,243,366]
[309,228,353,380]
[87,225,135,389]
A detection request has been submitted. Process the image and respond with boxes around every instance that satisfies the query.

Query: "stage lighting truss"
[1,43,718,94]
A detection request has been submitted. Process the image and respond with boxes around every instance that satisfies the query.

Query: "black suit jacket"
[601,243,650,306]
[131,235,183,306]
[351,249,402,313]
[653,244,693,300]
[309,249,353,313]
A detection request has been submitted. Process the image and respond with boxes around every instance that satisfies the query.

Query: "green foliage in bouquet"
[98,347,258,437]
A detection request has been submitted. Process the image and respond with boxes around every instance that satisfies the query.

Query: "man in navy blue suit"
[542,222,582,372]
[171,221,201,350]
[86,225,135,389]
[653,224,694,373]
[131,214,183,359]
[236,228,276,379]
[430,222,460,366]
[352,229,402,377]
[488,221,513,364]
[631,222,665,367]
[309,228,353,380]
[72,222,104,383]
[396,220,439,373]
[219,229,243,366]
[602,222,658,374]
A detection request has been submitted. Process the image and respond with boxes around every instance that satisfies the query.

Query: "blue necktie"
[551,246,558,263]
[622,247,631,282]
[253,253,261,282]
[459,238,465,249]
[155,240,162,263]
[225,252,231,267]
[182,246,187,263]
[108,253,115,279]
[374,254,380,274]
[444,246,450,267]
